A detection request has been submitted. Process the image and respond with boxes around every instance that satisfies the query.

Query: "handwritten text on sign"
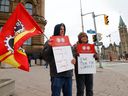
[53,46,74,73]
[78,54,96,74]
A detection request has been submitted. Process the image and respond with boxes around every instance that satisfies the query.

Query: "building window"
[0,26,3,31]
[24,38,32,45]
[0,0,10,12]
[24,3,33,45]
[25,3,33,15]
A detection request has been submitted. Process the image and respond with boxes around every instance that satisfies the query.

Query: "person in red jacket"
[73,32,94,96]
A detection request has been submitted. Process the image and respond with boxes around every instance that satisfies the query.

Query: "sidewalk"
[0,64,128,96]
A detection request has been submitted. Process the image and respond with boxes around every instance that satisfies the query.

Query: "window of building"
[0,26,3,32]
[23,3,33,45]
[25,3,33,15]
[24,38,32,45]
[0,0,10,12]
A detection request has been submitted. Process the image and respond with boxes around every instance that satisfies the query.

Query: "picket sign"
[50,36,74,73]
[77,44,96,74]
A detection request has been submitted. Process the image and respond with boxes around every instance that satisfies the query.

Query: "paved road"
[99,61,128,77]
[0,62,128,96]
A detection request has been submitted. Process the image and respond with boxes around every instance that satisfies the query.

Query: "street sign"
[87,29,96,34]
[95,42,103,46]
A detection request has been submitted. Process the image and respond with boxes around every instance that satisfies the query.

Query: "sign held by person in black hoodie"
[49,36,74,73]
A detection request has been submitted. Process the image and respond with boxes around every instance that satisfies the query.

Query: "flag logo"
[14,20,25,35]
[4,35,14,52]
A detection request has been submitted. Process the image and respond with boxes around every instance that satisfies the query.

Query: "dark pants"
[51,77,72,96]
[75,74,93,96]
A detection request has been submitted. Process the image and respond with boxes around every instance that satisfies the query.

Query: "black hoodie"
[42,23,73,77]
[53,23,66,36]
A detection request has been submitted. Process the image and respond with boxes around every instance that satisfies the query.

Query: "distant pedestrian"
[44,63,48,68]
[27,53,32,67]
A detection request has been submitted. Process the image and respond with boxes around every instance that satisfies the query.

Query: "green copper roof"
[119,16,126,27]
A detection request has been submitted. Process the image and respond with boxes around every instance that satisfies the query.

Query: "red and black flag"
[0,3,44,71]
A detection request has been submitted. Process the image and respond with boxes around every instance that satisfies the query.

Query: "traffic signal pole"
[80,0,103,68]
[92,12,103,68]
[81,12,103,68]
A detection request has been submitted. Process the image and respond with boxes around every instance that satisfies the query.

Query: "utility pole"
[92,12,103,68]
[106,34,111,44]
[79,0,105,68]
[80,0,84,32]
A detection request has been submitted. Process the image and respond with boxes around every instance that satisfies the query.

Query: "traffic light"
[92,35,97,42]
[104,15,109,25]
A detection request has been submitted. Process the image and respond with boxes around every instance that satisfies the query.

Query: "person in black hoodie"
[73,32,94,96]
[42,23,75,96]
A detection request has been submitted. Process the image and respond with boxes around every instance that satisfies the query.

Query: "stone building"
[0,0,46,59]
[118,16,128,56]
[101,43,120,61]
[101,16,128,61]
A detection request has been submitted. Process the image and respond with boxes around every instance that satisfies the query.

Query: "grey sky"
[45,0,128,47]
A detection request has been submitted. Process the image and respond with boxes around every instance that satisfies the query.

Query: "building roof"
[119,16,126,27]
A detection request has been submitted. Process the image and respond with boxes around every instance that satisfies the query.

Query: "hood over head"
[53,23,66,36]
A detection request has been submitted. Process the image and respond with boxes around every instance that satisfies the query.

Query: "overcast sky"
[44,0,128,47]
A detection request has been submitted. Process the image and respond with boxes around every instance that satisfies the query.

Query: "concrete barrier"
[0,63,13,68]
[0,79,15,96]
[30,60,35,66]
[36,59,41,65]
